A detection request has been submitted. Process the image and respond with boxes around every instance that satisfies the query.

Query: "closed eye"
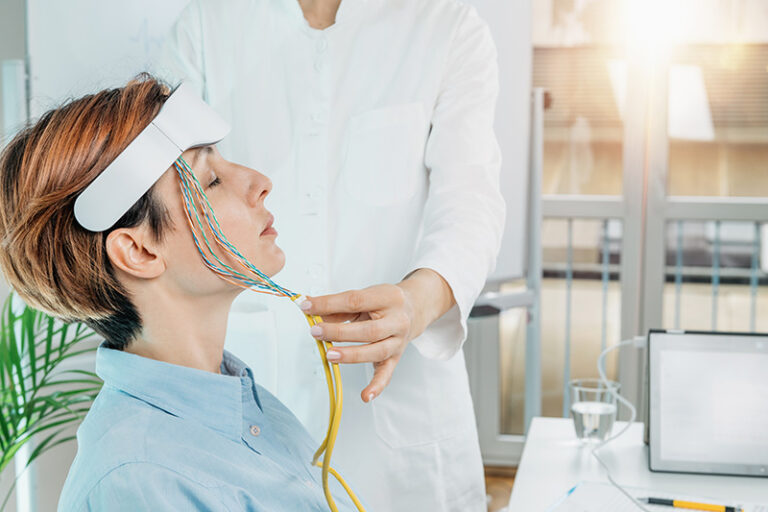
[209,176,221,188]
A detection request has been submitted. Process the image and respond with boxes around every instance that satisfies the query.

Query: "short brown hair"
[0,74,174,350]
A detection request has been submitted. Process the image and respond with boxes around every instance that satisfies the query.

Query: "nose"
[245,167,272,208]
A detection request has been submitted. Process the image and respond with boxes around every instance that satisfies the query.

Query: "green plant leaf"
[0,291,101,501]
[22,430,77,471]
[6,310,26,404]
[22,309,37,390]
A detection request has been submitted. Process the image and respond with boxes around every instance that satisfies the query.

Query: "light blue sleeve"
[84,462,231,511]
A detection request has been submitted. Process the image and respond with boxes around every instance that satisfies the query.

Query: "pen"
[640,497,742,512]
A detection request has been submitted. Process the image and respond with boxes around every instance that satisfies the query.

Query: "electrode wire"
[592,339,651,512]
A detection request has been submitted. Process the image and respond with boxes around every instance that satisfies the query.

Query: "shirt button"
[249,424,261,436]
[316,37,328,53]
[314,59,324,72]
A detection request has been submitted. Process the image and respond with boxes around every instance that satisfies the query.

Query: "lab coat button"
[249,424,261,436]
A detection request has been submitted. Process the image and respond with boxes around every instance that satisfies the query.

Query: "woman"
[0,76,358,511]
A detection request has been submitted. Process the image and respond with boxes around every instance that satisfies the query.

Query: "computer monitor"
[648,329,768,477]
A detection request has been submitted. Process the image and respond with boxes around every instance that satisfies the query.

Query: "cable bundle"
[173,156,365,512]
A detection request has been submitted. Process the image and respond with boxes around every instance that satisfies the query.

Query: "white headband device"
[73,83,231,232]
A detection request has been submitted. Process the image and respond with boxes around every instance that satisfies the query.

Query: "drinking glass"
[569,378,620,443]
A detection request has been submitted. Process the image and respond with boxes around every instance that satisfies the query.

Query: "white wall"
[0,0,26,143]
[25,0,190,117]
[0,0,24,505]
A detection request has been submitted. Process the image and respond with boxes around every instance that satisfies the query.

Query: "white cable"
[591,338,653,512]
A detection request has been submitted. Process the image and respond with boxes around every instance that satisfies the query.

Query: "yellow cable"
[293,299,366,512]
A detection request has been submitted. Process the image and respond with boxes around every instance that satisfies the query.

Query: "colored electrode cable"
[173,156,365,512]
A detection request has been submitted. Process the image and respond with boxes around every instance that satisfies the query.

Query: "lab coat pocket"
[340,102,427,206]
[364,344,471,449]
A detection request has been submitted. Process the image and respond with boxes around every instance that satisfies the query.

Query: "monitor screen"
[648,330,768,477]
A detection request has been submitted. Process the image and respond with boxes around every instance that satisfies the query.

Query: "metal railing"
[541,214,768,420]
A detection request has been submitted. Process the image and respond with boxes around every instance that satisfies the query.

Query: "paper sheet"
[548,481,768,512]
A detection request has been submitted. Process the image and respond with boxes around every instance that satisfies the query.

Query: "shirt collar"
[95,343,253,442]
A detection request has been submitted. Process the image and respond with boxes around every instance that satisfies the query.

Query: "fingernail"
[300,300,312,311]
[367,392,375,402]
[310,325,322,337]
[326,350,341,361]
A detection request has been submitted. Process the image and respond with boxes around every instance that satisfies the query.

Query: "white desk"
[508,417,768,511]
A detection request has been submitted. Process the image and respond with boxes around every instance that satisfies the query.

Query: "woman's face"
[154,145,285,296]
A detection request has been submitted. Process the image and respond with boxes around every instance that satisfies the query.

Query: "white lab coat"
[160,0,505,510]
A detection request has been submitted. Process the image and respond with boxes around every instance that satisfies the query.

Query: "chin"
[261,247,286,278]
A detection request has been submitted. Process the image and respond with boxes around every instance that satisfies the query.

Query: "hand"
[301,269,455,402]
[302,284,414,403]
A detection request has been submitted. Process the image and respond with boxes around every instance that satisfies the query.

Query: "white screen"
[650,332,768,475]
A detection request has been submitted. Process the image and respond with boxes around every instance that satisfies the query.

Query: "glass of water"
[569,378,620,443]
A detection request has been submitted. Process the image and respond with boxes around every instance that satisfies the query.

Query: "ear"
[105,225,166,279]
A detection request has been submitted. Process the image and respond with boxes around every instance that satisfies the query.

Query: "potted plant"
[0,292,101,510]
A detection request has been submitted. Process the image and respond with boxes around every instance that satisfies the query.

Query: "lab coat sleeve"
[84,462,233,511]
[155,0,207,98]
[408,6,505,361]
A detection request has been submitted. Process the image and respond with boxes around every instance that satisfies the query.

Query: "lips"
[260,213,275,236]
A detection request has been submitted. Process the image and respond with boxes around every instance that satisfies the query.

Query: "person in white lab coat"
[160,0,505,510]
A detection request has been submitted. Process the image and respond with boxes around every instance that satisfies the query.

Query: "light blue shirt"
[57,344,359,511]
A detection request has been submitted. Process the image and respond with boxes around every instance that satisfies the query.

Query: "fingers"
[311,314,407,343]
[325,337,401,364]
[301,285,411,405]
[312,312,368,324]
[362,357,399,402]
[303,285,405,316]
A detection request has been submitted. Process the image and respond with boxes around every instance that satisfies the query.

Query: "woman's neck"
[297,0,342,29]
[124,287,237,374]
